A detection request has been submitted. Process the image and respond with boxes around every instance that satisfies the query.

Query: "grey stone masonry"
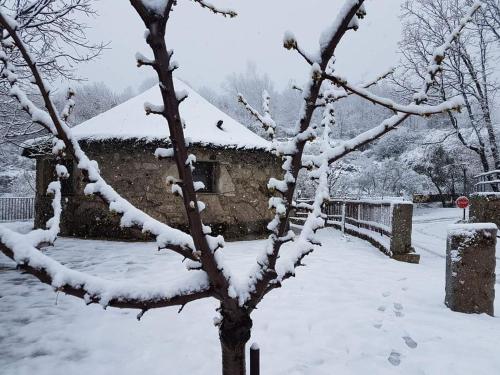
[390,203,419,264]
[445,223,497,316]
[34,141,282,241]
[470,193,500,228]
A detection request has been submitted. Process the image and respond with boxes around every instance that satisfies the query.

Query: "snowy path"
[1,213,499,375]
[412,207,464,259]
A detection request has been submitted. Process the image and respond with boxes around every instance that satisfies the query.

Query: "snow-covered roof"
[71,79,271,150]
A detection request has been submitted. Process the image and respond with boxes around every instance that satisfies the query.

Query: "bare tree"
[53,81,126,125]
[396,0,500,174]
[0,0,105,144]
[471,0,500,40]
[0,1,480,374]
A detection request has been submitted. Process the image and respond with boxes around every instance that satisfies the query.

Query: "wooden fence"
[0,197,35,222]
[291,198,419,263]
[474,170,500,192]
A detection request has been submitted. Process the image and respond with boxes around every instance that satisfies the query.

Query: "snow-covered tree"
[54,82,129,126]
[0,0,105,144]
[0,1,481,374]
[396,0,500,174]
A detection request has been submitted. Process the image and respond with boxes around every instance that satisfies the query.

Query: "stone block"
[470,193,500,228]
[390,203,418,263]
[445,223,497,316]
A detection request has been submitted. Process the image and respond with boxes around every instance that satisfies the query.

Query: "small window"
[193,162,217,193]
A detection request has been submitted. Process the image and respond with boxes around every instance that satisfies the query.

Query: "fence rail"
[291,198,419,263]
[474,170,500,192]
[0,197,35,222]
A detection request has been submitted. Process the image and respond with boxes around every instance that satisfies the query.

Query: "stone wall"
[469,193,500,228]
[35,141,281,240]
[445,223,496,316]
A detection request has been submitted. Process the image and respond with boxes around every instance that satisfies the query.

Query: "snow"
[319,0,363,53]
[1,208,499,374]
[0,224,209,309]
[140,0,169,14]
[448,223,498,232]
[250,342,259,350]
[70,79,270,150]
[471,192,500,197]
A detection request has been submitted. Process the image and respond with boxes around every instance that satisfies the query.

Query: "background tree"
[0,0,105,144]
[396,0,500,174]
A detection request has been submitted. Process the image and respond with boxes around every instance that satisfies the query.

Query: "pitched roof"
[70,79,271,150]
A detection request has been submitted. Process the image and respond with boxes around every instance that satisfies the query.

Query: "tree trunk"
[219,307,252,375]
[221,335,247,375]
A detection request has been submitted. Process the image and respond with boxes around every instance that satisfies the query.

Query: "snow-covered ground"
[1,207,498,375]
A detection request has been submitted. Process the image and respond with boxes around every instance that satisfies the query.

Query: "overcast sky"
[78,0,403,93]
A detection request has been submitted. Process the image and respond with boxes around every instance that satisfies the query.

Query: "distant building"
[28,79,280,240]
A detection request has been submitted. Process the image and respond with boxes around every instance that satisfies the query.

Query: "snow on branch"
[324,73,464,115]
[189,0,237,18]
[60,87,76,122]
[267,122,334,295]
[135,51,156,68]
[237,91,277,139]
[242,0,366,311]
[320,2,483,166]
[0,226,212,313]
[318,67,395,106]
[23,176,63,249]
[318,0,365,59]
[0,10,198,262]
[283,31,319,65]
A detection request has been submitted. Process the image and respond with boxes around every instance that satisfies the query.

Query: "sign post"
[456,196,469,221]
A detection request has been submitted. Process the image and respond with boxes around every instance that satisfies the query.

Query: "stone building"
[30,79,280,240]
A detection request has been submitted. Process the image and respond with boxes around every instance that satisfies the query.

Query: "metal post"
[250,343,260,375]
[341,203,346,234]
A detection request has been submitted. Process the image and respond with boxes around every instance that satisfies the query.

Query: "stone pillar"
[390,203,420,264]
[470,193,500,228]
[445,223,497,316]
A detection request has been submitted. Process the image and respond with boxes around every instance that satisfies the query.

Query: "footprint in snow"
[388,351,401,366]
[393,303,404,317]
[401,286,408,291]
[373,322,383,329]
[403,335,418,349]
[394,303,403,310]
[377,305,386,312]
[382,291,391,297]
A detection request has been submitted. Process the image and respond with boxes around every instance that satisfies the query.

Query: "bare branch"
[283,31,317,66]
[324,72,464,115]
[189,0,237,18]
[318,67,394,105]
[237,90,277,139]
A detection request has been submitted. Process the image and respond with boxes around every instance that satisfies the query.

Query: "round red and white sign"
[456,196,469,209]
